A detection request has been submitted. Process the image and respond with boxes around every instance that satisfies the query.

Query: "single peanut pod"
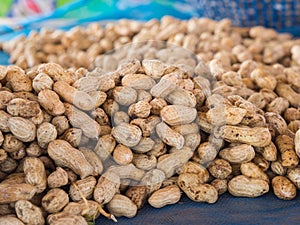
[132,137,155,153]
[122,73,156,90]
[207,106,247,126]
[107,163,145,181]
[166,89,197,107]
[130,115,161,137]
[6,66,32,92]
[148,185,181,208]
[62,128,82,148]
[276,83,300,108]
[265,112,288,137]
[112,123,142,147]
[38,89,65,116]
[0,91,14,110]
[94,134,116,161]
[132,154,157,171]
[211,179,228,195]
[255,142,277,162]
[228,175,269,197]
[37,122,57,148]
[0,215,25,225]
[69,176,97,201]
[15,200,44,225]
[54,81,94,111]
[2,133,23,153]
[106,194,137,218]
[125,185,147,209]
[23,157,47,193]
[8,117,36,142]
[7,98,41,118]
[0,183,36,204]
[214,125,271,147]
[113,111,130,126]
[93,171,120,205]
[178,173,218,203]
[48,140,94,179]
[156,122,184,149]
[172,123,199,136]
[117,59,141,76]
[196,142,218,165]
[113,86,137,106]
[150,98,168,115]
[160,105,197,126]
[47,167,68,188]
[240,162,269,183]
[32,72,53,93]
[275,135,299,168]
[113,144,133,165]
[142,59,166,79]
[48,215,88,225]
[157,147,193,178]
[219,144,255,164]
[64,103,101,139]
[42,188,69,213]
[250,68,277,90]
[272,176,296,200]
[141,169,166,195]
[0,110,12,132]
[178,161,210,183]
[266,97,289,115]
[79,147,103,176]
[150,73,179,98]
[208,159,232,179]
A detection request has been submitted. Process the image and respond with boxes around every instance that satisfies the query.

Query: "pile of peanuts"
[0,16,299,224]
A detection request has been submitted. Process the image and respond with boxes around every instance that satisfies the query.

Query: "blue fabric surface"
[96,192,300,225]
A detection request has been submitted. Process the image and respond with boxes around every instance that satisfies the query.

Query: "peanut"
[272,176,296,200]
[148,185,181,208]
[106,194,137,218]
[15,200,44,225]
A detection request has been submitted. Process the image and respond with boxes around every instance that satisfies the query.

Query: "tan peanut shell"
[48,140,94,179]
[112,123,142,147]
[47,167,69,188]
[122,73,156,90]
[15,200,45,225]
[160,105,197,126]
[79,147,103,176]
[156,122,184,149]
[8,117,36,142]
[219,144,255,164]
[7,98,41,118]
[107,194,137,218]
[228,175,269,197]
[148,185,181,208]
[0,215,25,225]
[69,176,97,201]
[42,188,69,213]
[38,89,65,116]
[0,183,36,204]
[272,176,296,200]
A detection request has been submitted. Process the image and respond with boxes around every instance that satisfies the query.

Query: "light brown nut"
[214,125,271,147]
[106,194,137,218]
[94,134,116,161]
[148,185,181,208]
[38,89,65,116]
[275,135,299,168]
[107,163,145,181]
[42,188,69,213]
[250,68,277,90]
[286,167,300,189]
[288,120,300,133]
[272,176,296,200]
[184,133,201,151]
[28,109,44,125]
[117,59,141,76]
[131,137,155,153]
[113,144,133,165]
[15,200,44,225]
[0,156,17,173]
[0,183,36,204]
[62,128,82,148]
[0,215,25,225]
[207,106,247,126]
[6,66,32,92]
[247,93,266,109]
[1,173,25,185]
[150,73,179,98]
[113,86,137,106]
[79,147,103,176]
[10,146,26,160]
[54,81,95,111]
[0,110,11,132]
[47,167,69,188]
[6,98,41,118]
[2,134,23,153]
[266,97,289,115]
[24,157,47,193]
[90,108,110,126]
[142,59,166,79]
[137,90,152,102]
[51,116,69,136]
[160,105,197,126]
[219,144,255,164]
[240,162,269,183]
[32,72,54,93]
[271,160,287,176]
[295,129,300,158]
[276,83,300,108]
[69,176,97,201]
[139,169,164,194]
[211,179,228,195]
[265,112,288,137]
[0,91,14,109]
[156,122,184,149]
[73,75,115,93]
[157,147,193,178]
[284,108,300,123]
[166,89,197,107]
[113,111,130,126]
[208,159,232,179]
[255,142,277,162]
[130,116,161,137]
[172,123,199,136]
[132,154,157,171]
[178,173,218,203]
[93,171,120,205]
[102,99,120,117]
[177,161,210,183]
[150,98,168,115]
[37,122,57,148]
[125,185,147,209]
[88,91,107,108]
[48,215,88,225]
[228,175,269,197]
[122,73,156,90]
[64,103,101,139]
[25,142,42,157]
[8,117,36,142]
[253,154,270,171]
[38,63,73,84]
[112,123,142,147]
[128,100,152,118]
[48,140,94,179]
[197,142,218,165]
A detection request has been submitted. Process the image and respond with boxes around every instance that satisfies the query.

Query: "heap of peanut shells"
[0,16,300,225]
